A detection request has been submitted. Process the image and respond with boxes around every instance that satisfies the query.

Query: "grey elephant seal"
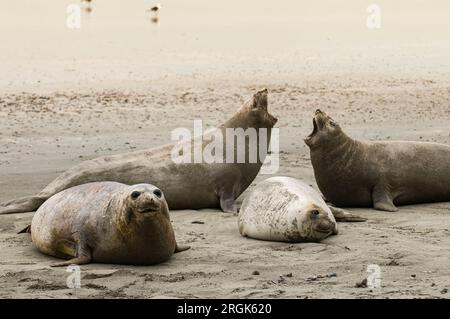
[1,89,277,215]
[305,109,450,211]
[238,176,365,243]
[21,182,189,266]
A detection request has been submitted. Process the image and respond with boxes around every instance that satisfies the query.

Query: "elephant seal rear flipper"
[1,195,46,215]
[175,244,190,253]
[18,225,32,234]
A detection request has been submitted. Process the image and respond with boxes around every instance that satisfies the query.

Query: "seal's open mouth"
[307,118,318,138]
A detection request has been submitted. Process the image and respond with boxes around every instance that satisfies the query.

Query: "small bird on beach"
[148,4,161,13]
[147,3,161,24]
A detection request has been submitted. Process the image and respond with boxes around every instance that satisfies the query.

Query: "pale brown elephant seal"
[20,182,189,266]
[305,109,450,212]
[238,176,366,243]
[1,89,277,215]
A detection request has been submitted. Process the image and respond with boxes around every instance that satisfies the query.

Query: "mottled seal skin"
[26,182,189,266]
[238,177,344,243]
[0,89,277,215]
[305,109,450,212]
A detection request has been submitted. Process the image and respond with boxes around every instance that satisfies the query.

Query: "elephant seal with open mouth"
[305,109,450,212]
[1,89,277,215]
[20,182,189,266]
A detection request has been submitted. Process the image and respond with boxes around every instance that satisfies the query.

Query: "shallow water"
[0,0,449,87]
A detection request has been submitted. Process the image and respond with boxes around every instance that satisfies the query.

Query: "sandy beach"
[0,0,449,298]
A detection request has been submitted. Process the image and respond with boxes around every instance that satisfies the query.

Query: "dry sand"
[0,76,449,298]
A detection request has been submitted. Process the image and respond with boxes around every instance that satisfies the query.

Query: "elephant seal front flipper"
[328,206,367,222]
[372,183,398,212]
[219,195,239,214]
[51,244,92,267]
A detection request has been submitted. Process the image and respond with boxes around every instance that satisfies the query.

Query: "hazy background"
[0,0,449,90]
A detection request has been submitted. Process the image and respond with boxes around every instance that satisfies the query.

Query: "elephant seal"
[238,176,366,243]
[21,182,189,266]
[305,109,450,211]
[1,89,277,215]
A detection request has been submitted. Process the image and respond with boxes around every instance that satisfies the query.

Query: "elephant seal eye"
[311,210,320,217]
[153,189,162,198]
[329,121,336,127]
[131,191,141,199]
